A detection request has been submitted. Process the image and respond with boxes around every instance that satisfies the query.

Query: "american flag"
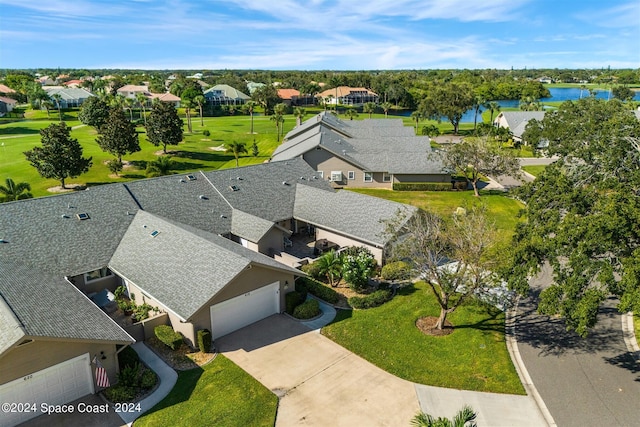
[93,357,110,388]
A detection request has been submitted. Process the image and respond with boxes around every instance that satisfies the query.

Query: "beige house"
[271,112,450,189]
[317,86,379,106]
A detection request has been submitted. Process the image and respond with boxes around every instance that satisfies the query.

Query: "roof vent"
[179,178,185,183]
[282,181,289,185]
[150,230,160,237]
[61,214,70,219]
[236,176,243,180]
[67,203,74,209]
[220,214,227,219]
[300,176,305,180]
[0,238,7,244]
[229,185,239,191]
[76,213,90,220]
[186,174,196,181]
[199,195,208,200]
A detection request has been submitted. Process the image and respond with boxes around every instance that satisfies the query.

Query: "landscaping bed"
[145,336,215,371]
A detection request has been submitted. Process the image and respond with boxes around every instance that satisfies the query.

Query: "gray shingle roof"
[497,111,546,139]
[204,84,250,101]
[0,262,133,343]
[0,295,25,354]
[293,185,417,247]
[109,211,299,320]
[231,209,275,243]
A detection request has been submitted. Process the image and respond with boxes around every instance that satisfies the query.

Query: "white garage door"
[0,353,94,427]
[210,282,280,339]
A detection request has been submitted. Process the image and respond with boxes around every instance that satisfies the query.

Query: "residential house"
[0,96,18,115]
[246,81,266,94]
[0,158,414,425]
[150,92,181,107]
[204,84,250,106]
[43,87,94,108]
[0,84,17,96]
[317,86,379,106]
[116,84,152,100]
[493,111,546,145]
[271,112,450,189]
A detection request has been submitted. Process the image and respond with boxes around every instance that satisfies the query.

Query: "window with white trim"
[330,171,343,182]
[347,171,355,180]
[383,172,391,182]
[317,171,324,178]
[364,172,373,182]
[84,267,113,283]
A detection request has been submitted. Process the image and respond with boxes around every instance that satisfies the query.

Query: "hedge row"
[348,289,393,309]
[197,329,212,353]
[293,298,321,319]
[380,261,411,281]
[154,325,183,350]
[296,277,340,304]
[286,290,307,314]
[392,182,453,191]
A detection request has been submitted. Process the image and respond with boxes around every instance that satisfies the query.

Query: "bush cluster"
[293,298,320,319]
[197,329,212,353]
[296,277,339,304]
[381,261,411,281]
[154,325,183,350]
[300,262,323,280]
[285,290,307,314]
[202,129,210,136]
[392,182,453,191]
[104,362,158,403]
[348,289,393,309]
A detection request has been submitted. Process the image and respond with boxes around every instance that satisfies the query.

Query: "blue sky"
[1,0,638,70]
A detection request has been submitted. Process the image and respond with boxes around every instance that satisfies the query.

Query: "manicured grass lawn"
[0,110,296,197]
[522,165,546,177]
[635,314,640,349]
[346,188,524,246]
[322,281,525,394]
[134,355,277,427]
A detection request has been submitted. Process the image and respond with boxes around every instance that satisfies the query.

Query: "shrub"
[381,261,411,281]
[349,289,392,309]
[296,277,339,304]
[118,346,140,370]
[118,362,140,387]
[202,129,210,136]
[293,298,320,319]
[197,329,212,353]
[300,262,322,280]
[154,325,183,350]
[392,182,453,191]
[132,303,154,322]
[341,247,376,292]
[117,299,133,312]
[104,384,137,403]
[453,180,468,190]
[140,369,158,389]
[285,291,306,315]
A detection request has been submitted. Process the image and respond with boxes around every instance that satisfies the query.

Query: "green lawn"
[322,281,525,394]
[521,165,546,177]
[635,314,640,349]
[134,355,277,427]
[0,109,295,197]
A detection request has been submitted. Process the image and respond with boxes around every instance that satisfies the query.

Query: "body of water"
[390,87,640,123]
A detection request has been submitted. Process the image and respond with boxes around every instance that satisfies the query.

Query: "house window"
[347,171,355,180]
[84,267,113,283]
[383,173,391,182]
[317,171,324,178]
[330,171,343,182]
[364,172,373,182]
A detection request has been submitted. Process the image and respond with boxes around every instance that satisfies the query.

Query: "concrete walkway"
[300,295,337,331]
[117,342,177,425]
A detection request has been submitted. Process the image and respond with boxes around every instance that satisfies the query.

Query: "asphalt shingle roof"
[231,209,276,243]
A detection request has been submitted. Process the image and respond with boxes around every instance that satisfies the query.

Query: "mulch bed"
[416,316,454,336]
[145,336,216,371]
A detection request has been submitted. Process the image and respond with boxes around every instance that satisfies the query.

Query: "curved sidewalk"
[118,342,177,425]
[300,295,337,331]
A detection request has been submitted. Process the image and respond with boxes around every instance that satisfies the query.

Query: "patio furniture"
[314,239,339,255]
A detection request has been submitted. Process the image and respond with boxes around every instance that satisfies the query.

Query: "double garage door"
[210,282,280,339]
[0,353,94,427]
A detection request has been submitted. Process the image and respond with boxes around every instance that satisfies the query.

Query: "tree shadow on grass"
[174,150,234,163]
[121,173,146,179]
[129,160,148,170]
[0,126,40,135]
[136,367,204,419]
[453,304,505,334]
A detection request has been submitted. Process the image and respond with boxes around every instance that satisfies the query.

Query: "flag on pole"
[93,357,110,388]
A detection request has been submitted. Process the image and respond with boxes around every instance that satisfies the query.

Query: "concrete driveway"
[18,394,124,427]
[216,314,420,426]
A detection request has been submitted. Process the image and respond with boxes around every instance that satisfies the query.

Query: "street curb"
[621,312,640,361]
[506,298,557,427]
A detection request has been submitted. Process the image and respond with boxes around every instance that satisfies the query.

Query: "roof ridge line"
[200,170,233,209]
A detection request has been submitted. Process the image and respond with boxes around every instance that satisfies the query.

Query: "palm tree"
[472,96,486,132]
[182,99,193,133]
[316,250,342,287]
[579,84,587,99]
[410,111,424,133]
[225,141,248,167]
[136,92,148,126]
[345,109,359,120]
[42,100,54,118]
[411,406,477,427]
[381,101,393,118]
[487,101,501,123]
[146,156,175,177]
[270,114,284,142]
[51,94,63,121]
[0,178,33,202]
[194,95,205,127]
[245,100,258,134]
[363,102,377,119]
[124,97,135,122]
[293,107,306,127]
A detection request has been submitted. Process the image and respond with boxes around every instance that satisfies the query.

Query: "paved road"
[516,265,640,427]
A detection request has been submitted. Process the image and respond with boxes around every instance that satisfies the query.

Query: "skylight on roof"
[76,213,90,220]
[150,230,160,237]
[229,185,239,191]
[187,174,196,181]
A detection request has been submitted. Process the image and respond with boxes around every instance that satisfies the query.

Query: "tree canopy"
[96,107,141,162]
[146,102,184,153]
[251,84,281,115]
[0,178,32,202]
[419,82,475,134]
[507,98,640,337]
[79,96,111,131]
[24,123,92,188]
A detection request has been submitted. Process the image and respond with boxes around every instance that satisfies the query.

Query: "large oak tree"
[96,107,140,162]
[146,101,184,154]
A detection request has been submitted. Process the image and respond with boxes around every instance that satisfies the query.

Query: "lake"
[389,87,640,123]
